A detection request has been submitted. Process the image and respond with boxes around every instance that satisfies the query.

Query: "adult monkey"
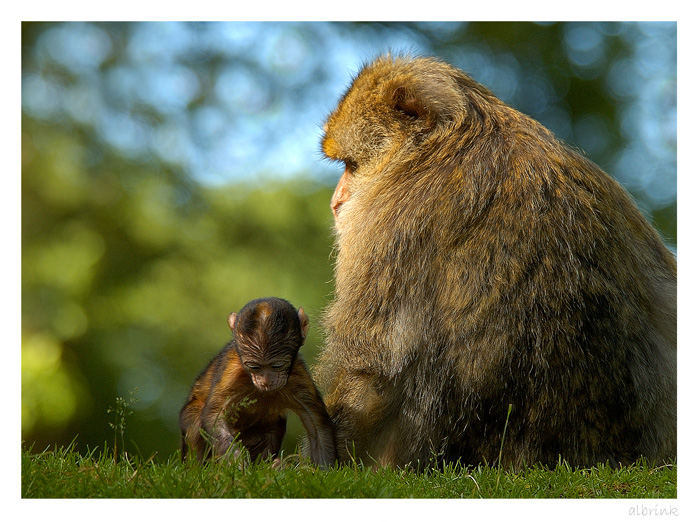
[317,55,676,469]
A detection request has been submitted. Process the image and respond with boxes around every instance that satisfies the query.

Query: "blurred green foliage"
[22,115,335,456]
[21,22,676,459]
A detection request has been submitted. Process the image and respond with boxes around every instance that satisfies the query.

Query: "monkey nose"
[331,169,351,218]
[330,188,344,217]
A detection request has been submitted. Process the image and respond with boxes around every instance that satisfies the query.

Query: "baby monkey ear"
[297,307,309,343]
[227,312,237,332]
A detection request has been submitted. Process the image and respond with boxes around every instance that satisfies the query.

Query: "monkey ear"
[392,86,428,120]
[227,312,237,332]
[389,74,463,125]
[297,307,309,343]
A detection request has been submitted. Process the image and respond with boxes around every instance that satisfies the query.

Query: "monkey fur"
[179,297,336,468]
[317,55,676,469]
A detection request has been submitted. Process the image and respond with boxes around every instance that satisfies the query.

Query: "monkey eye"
[245,362,261,371]
[271,362,287,370]
[344,159,358,174]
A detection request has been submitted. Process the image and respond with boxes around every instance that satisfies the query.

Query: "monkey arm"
[201,396,237,457]
[285,359,337,468]
[200,355,249,458]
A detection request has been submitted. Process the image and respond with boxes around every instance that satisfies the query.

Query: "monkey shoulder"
[185,348,224,401]
[205,345,253,398]
[288,356,314,383]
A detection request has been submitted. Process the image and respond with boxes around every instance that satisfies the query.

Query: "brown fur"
[179,297,336,467]
[318,55,676,469]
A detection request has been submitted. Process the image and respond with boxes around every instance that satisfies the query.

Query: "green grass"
[21,444,676,498]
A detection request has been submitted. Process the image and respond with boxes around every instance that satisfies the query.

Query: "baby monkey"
[179,297,336,468]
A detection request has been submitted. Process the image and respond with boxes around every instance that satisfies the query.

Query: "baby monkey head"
[228,297,309,393]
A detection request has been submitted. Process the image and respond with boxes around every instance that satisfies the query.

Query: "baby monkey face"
[239,355,292,392]
[227,298,309,393]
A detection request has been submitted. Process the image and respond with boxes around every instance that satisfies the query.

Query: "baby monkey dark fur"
[179,297,336,467]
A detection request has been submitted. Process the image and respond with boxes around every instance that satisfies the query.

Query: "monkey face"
[322,56,471,234]
[242,359,291,392]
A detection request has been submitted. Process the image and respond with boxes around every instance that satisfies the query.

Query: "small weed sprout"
[496,403,513,491]
[107,390,138,463]
[224,395,257,425]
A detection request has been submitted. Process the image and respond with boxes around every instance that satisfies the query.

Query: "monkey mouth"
[331,202,344,220]
[256,381,285,393]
